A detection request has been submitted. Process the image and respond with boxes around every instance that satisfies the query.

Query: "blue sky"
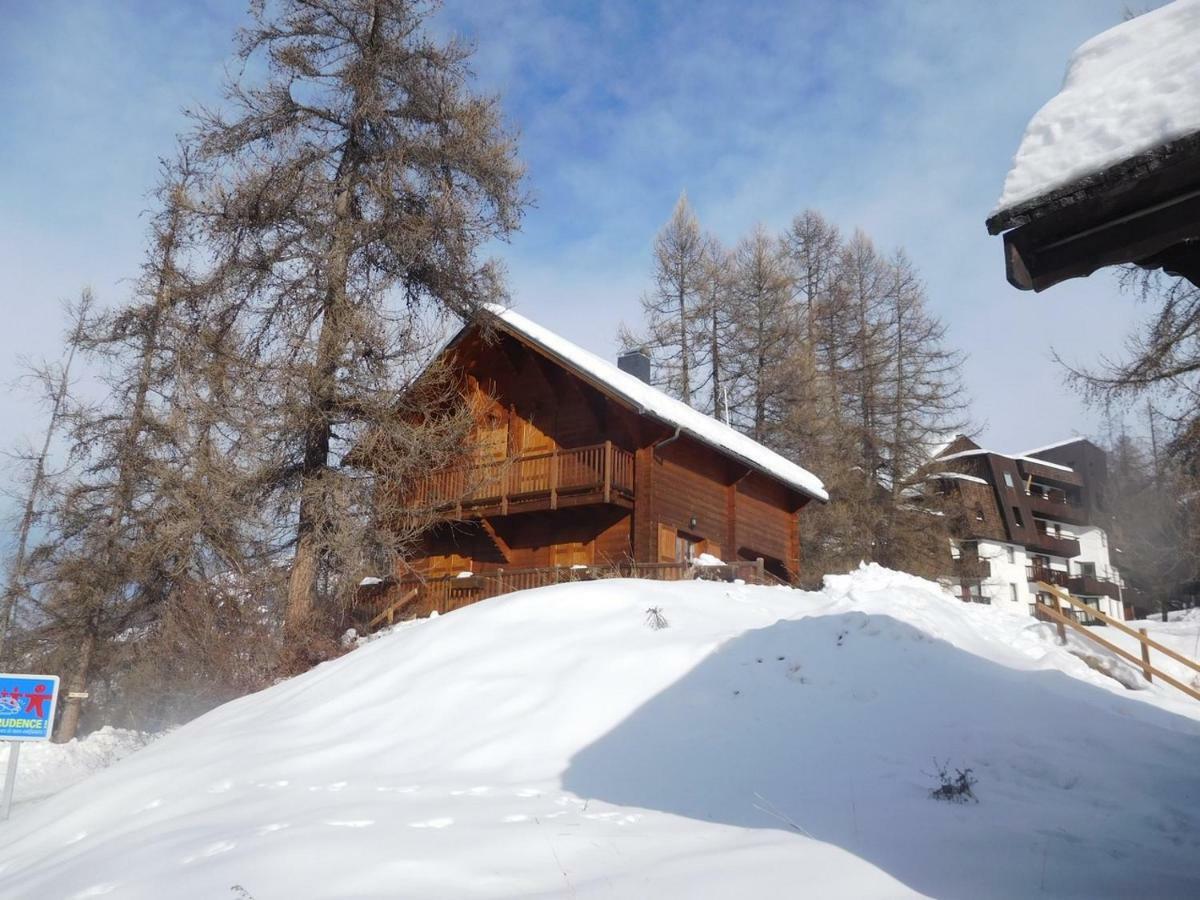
[0,0,1156,470]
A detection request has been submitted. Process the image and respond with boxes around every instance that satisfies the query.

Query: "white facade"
[952,522,1125,622]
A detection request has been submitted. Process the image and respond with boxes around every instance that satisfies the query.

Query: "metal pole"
[1,742,20,822]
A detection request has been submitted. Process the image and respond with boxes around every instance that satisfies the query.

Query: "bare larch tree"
[187,0,526,636]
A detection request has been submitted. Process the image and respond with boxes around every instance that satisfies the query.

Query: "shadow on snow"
[563,612,1200,899]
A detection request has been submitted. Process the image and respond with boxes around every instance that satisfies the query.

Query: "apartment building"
[931,436,1126,621]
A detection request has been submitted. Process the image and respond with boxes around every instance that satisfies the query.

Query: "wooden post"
[603,440,612,504]
[756,557,765,585]
[1051,593,1066,644]
[550,449,558,509]
[1139,627,1153,683]
[497,567,505,594]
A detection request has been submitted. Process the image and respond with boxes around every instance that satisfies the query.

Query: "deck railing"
[408,441,635,512]
[355,558,780,624]
[1034,581,1200,702]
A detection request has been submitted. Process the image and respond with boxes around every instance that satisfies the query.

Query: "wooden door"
[657,524,676,563]
[552,540,592,568]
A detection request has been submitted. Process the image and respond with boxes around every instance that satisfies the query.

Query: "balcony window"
[1012,506,1024,528]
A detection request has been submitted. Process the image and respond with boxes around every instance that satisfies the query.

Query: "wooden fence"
[1034,581,1200,702]
[357,558,779,629]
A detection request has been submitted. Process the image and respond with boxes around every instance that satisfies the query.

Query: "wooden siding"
[376,322,817,621]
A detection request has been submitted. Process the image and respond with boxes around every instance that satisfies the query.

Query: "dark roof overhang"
[986,131,1200,292]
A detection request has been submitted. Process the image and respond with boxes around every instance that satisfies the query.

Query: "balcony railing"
[1070,573,1121,600]
[1027,566,1120,600]
[1027,565,1071,588]
[1026,485,1087,525]
[1028,523,1081,558]
[407,441,635,514]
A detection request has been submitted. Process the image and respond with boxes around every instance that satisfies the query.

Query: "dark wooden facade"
[365,320,819,621]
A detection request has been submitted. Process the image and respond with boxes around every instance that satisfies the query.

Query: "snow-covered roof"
[1020,437,1090,459]
[936,447,1076,474]
[484,306,828,502]
[995,0,1200,214]
[926,471,990,486]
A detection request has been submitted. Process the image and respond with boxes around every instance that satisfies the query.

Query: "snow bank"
[996,0,1200,212]
[2,727,154,811]
[1,567,1198,899]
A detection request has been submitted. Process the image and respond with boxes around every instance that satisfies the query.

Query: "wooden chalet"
[358,307,827,626]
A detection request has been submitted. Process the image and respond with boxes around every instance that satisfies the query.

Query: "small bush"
[927,758,978,803]
[645,607,669,630]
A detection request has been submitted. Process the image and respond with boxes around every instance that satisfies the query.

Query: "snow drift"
[1,567,1199,899]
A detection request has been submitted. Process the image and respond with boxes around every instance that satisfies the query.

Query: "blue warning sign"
[0,674,59,741]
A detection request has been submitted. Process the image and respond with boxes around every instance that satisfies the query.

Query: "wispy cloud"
[0,0,1154,478]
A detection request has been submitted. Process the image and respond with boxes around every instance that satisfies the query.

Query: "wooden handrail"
[365,588,419,631]
[1035,581,1200,702]
[1035,599,1200,702]
[1036,581,1200,675]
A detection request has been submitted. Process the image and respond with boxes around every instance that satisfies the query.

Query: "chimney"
[618,348,652,384]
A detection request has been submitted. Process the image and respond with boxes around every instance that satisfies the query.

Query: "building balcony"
[1027,566,1121,601]
[406,441,635,518]
[952,555,991,580]
[1026,487,1089,526]
[1026,523,1081,558]
[1027,565,1071,589]
[1017,457,1083,488]
[1069,573,1122,601]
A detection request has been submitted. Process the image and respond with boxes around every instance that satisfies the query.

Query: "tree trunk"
[283,11,375,632]
[54,615,97,743]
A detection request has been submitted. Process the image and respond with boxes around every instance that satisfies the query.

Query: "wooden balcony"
[1027,566,1121,600]
[1026,524,1081,558]
[1027,565,1071,589]
[1069,573,1121,600]
[1026,486,1088,525]
[407,441,635,518]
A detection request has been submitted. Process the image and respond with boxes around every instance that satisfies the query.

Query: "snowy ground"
[1,566,1198,899]
[2,727,154,813]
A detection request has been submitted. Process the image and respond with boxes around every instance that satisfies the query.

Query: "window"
[1012,506,1024,528]
[1077,562,1095,577]
[1005,546,1015,564]
[1010,583,1019,603]
[1003,472,1014,490]
[974,505,985,522]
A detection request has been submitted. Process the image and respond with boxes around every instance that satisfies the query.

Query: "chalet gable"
[452,306,828,504]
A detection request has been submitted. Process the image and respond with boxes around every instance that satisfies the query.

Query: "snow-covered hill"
[2,566,1199,899]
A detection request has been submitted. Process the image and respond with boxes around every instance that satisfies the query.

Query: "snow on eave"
[993,0,1200,215]
[1017,456,1074,473]
[937,447,1075,474]
[935,448,990,463]
[486,306,828,503]
[926,471,990,486]
[1020,436,1091,459]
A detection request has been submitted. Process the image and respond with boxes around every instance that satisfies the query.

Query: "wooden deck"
[407,441,635,518]
[355,558,780,627]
